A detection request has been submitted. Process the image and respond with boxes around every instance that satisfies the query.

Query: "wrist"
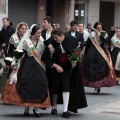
[53,63,58,68]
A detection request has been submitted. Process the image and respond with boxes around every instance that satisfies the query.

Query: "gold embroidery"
[93,38,114,78]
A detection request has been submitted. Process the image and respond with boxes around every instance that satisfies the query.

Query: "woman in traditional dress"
[7,22,28,58]
[1,24,51,117]
[6,22,28,78]
[111,27,120,81]
[82,21,116,94]
[0,22,28,92]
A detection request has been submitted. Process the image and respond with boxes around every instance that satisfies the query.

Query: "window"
[74,0,88,25]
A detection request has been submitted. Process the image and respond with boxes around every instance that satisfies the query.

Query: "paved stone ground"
[1,84,120,120]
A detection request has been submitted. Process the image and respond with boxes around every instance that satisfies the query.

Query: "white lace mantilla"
[22,37,45,58]
[9,33,20,48]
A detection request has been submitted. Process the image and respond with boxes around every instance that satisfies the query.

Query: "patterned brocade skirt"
[82,45,117,88]
[1,56,51,108]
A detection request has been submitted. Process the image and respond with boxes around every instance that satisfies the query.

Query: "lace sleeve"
[36,38,45,58]
[9,36,15,44]
[22,39,33,56]
[22,40,29,51]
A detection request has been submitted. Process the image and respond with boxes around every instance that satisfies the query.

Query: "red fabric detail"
[60,53,68,62]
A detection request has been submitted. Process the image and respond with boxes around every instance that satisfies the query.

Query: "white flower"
[5,57,13,62]
[15,49,23,53]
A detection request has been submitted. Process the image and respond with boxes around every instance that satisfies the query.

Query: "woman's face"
[34,29,42,40]
[96,25,102,32]
[88,28,92,33]
[18,25,27,36]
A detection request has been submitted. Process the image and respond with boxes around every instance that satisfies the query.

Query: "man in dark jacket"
[66,20,84,47]
[42,16,53,42]
[42,28,87,118]
[0,17,15,56]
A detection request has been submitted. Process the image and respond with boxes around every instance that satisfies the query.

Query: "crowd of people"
[0,16,119,118]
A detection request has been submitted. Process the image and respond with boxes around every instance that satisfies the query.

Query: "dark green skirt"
[0,68,8,93]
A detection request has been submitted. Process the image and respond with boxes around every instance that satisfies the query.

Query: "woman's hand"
[78,41,81,46]
[12,66,17,71]
[2,43,6,47]
[72,62,76,68]
[48,44,55,53]
[53,63,64,73]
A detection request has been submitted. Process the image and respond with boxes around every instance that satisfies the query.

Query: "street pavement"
[1,84,120,120]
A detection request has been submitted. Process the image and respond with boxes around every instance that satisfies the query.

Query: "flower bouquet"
[100,31,108,39]
[4,57,13,65]
[114,39,120,47]
[91,27,108,39]
[68,47,81,64]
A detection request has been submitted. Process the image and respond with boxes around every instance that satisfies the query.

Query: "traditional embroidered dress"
[0,23,28,93]
[111,35,120,80]
[82,31,117,88]
[7,33,20,57]
[1,37,51,108]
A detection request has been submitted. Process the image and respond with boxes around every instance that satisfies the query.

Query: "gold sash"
[92,37,114,78]
[26,39,44,69]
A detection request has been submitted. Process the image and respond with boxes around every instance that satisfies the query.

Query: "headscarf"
[17,24,36,50]
[15,22,29,34]
[17,24,44,50]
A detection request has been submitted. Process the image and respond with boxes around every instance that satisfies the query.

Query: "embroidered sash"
[91,36,114,78]
[26,39,44,69]
[12,34,20,47]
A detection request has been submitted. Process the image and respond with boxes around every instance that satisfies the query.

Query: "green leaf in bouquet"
[100,31,107,38]
[67,47,81,64]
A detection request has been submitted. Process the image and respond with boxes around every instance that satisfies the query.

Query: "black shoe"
[33,109,41,118]
[97,88,101,94]
[51,109,57,115]
[24,112,29,116]
[94,88,100,95]
[62,111,71,118]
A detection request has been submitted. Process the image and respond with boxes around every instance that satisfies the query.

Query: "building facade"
[0,0,8,30]
[0,0,120,31]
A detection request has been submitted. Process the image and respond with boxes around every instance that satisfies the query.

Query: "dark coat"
[108,30,115,53]
[42,30,46,40]
[66,31,84,45]
[41,34,87,113]
[0,25,15,47]
[41,29,54,46]
[42,35,77,67]
[42,29,47,41]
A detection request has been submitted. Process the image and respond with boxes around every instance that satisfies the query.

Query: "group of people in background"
[0,16,119,118]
